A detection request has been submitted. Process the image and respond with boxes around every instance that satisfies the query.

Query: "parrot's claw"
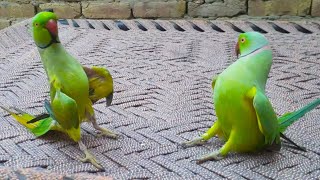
[91,118,119,139]
[78,150,104,171]
[196,151,224,164]
[97,128,119,139]
[181,137,207,148]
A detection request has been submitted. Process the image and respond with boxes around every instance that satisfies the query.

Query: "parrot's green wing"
[247,87,279,145]
[51,80,79,129]
[83,66,113,105]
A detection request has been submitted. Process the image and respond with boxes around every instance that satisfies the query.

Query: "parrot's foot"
[96,127,119,139]
[78,150,103,170]
[196,150,224,164]
[181,137,207,148]
[78,141,104,170]
[90,115,119,139]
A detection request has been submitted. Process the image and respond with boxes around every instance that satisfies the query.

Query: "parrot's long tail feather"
[27,113,50,124]
[0,106,54,137]
[278,98,320,132]
[280,133,306,152]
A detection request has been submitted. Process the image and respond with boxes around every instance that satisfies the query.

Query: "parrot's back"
[39,44,92,121]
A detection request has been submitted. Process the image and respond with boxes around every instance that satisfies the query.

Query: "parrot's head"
[235,32,269,58]
[32,11,59,49]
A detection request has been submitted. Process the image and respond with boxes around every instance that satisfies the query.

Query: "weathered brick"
[188,0,246,17]
[188,0,205,4]
[9,0,50,4]
[0,19,10,30]
[31,0,51,7]
[119,0,181,8]
[82,2,131,19]
[205,0,223,3]
[60,0,82,2]
[94,0,114,2]
[248,0,312,16]
[133,1,186,18]
[39,2,81,19]
[312,0,320,16]
[11,18,28,25]
[0,2,34,18]
[6,0,31,3]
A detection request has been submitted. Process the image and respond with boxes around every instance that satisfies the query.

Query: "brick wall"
[0,0,319,29]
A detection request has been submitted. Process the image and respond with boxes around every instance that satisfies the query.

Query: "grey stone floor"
[0,19,319,179]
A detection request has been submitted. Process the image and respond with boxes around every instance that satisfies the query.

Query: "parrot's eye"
[35,23,39,27]
[241,38,245,43]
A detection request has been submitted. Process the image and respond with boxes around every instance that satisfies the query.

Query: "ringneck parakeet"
[182,32,320,163]
[0,11,116,170]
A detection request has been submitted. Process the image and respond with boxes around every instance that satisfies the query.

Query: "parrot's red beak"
[45,19,58,37]
[235,42,240,58]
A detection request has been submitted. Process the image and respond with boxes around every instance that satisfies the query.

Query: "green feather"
[278,98,320,132]
[0,106,54,137]
[31,117,53,137]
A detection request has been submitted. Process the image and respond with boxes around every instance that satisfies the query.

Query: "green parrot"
[0,11,116,170]
[182,32,320,164]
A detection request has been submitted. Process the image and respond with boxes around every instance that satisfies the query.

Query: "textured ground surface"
[0,19,319,179]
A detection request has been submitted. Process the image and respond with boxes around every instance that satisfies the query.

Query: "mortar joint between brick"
[79,1,83,18]
[185,1,188,17]
[130,8,134,19]
[246,0,249,15]
[310,0,313,16]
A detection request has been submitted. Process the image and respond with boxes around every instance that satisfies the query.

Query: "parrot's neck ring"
[37,32,60,49]
[37,38,60,49]
[240,44,270,58]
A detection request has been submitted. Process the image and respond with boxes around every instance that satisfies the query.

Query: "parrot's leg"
[181,121,220,148]
[90,115,118,139]
[196,150,223,164]
[196,131,234,164]
[78,140,104,170]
